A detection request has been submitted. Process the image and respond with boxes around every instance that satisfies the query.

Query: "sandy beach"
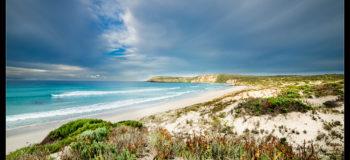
[6,85,248,154]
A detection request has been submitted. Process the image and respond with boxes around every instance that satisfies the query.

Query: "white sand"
[103,86,249,122]
[6,86,248,154]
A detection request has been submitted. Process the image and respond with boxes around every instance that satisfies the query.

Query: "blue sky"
[6,0,344,80]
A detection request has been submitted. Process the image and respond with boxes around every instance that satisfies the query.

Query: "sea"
[6,80,232,129]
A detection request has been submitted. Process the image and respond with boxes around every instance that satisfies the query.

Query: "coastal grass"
[153,130,320,160]
[234,96,312,116]
[280,89,301,98]
[282,81,344,98]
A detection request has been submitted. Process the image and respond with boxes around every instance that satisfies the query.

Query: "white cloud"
[6,63,102,80]
[9,62,86,71]
[52,64,85,71]
[6,66,48,73]
[81,0,139,52]
[80,0,123,22]
[89,74,100,78]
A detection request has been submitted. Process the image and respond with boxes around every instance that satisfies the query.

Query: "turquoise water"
[6,80,231,129]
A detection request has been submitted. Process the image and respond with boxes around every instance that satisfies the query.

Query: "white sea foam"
[51,87,180,97]
[7,91,192,122]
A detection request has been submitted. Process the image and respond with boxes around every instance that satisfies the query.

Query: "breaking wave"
[7,91,192,122]
[51,87,180,97]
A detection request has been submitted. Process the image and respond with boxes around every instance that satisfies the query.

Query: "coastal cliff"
[147,75,218,83]
[147,74,344,86]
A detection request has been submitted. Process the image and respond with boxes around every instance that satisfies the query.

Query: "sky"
[6,0,344,81]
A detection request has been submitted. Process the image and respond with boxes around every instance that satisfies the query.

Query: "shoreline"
[6,85,248,154]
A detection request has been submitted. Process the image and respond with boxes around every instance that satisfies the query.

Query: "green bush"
[280,137,287,144]
[94,127,110,141]
[323,101,338,108]
[49,119,112,141]
[71,141,108,159]
[280,89,301,98]
[115,148,137,160]
[113,120,143,128]
[235,96,312,116]
[281,108,289,113]
[79,130,94,140]
[79,127,110,142]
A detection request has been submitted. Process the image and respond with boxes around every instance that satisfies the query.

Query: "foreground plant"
[150,128,322,160]
[62,125,147,159]
[6,119,143,160]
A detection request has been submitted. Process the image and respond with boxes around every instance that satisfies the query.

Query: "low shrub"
[316,133,326,141]
[323,121,342,131]
[235,96,312,116]
[79,127,110,142]
[313,83,343,97]
[152,128,174,159]
[171,132,317,159]
[70,141,108,159]
[323,101,338,108]
[113,120,143,128]
[280,137,287,144]
[48,119,112,142]
[285,82,344,99]
[281,89,301,98]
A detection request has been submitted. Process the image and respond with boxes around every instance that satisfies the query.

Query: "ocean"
[6,80,231,129]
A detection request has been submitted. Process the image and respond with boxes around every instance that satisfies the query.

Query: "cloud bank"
[6,0,344,80]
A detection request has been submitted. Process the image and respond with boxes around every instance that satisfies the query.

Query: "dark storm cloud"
[119,0,343,74]
[6,0,107,66]
[6,0,344,80]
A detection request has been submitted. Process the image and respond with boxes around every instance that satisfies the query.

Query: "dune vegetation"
[140,75,344,159]
[7,119,321,160]
[6,120,143,160]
